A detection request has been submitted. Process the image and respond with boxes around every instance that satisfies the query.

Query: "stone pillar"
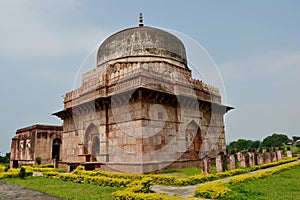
[248,151,255,166]
[201,156,212,174]
[240,152,250,168]
[277,149,283,160]
[229,154,238,170]
[287,147,293,158]
[257,152,265,165]
[254,152,258,165]
[216,152,227,172]
[237,151,241,161]
[271,148,278,162]
[265,149,271,163]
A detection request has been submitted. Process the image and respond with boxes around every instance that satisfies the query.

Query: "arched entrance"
[182,121,202,159]
[52,138,61,161]
[91,136,100,158]
[84,123,100,161]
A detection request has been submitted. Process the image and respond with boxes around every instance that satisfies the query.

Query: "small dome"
[97,26,187,68]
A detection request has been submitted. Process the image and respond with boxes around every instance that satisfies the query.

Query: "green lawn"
[222,165,300,200]
[0,176,119,200]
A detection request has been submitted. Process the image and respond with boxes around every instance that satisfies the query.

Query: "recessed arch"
[52,138,61,160]
[91,136,100,158]
[84,123,100,158]
[182,120,202,159]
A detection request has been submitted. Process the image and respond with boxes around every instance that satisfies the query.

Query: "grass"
[0,176,119,200]
[222,165,300,200]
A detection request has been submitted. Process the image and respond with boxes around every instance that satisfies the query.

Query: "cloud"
[0,0,109,59]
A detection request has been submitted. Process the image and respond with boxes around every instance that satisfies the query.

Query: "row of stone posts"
[202,147,293,174]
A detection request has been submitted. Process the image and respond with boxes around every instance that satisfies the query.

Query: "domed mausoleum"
[52,15,233,173]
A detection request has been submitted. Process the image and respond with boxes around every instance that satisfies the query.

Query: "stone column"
[257,152,265,165]
[201,156,212,174]
[271,148,278,162]
[240,152,250,168]
[248,151,254,166]
[216,152,227,172]
[287,147,293,158]
[229,154,238,170]
[254,152,258,165]
[237,151,241,161]
[265,148,271,163]
[277,148,284,160]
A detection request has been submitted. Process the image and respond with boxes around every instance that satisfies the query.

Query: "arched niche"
[52,138,62,160]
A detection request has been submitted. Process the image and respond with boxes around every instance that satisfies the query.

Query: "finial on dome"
[139,12,143,27]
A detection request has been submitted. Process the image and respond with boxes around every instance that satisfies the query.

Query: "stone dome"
[97,26,187,68]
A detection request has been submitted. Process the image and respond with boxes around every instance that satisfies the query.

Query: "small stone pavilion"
[10,124,62,168]
[53,15,233,173]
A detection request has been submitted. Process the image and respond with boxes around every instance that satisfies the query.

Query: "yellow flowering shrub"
[42,171,59,178]
[112,190,184,200]
[195,181,231,199]
[22,166,56,172]
[0,165,6,171]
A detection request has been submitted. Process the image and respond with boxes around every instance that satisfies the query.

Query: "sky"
[0,0,300,154]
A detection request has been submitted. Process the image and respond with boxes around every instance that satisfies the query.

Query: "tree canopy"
[261,133,291,147]
[0,153,10,163]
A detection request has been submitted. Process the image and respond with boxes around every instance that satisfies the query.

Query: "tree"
[250,140,261,149]
[0,153,10,163]
[292,136,300,142]
[261,133,290,147]
[228,141,237,150]
[236,139,249,150]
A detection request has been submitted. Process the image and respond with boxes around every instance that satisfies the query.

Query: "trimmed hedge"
[0,168,33,179]
[195,181,231,199]
[112,190,184,200]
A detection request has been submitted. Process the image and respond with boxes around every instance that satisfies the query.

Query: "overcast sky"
[1,1,300,154]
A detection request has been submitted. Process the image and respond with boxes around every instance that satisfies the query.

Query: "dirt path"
[0,182,62,200]
[151,159,300,199]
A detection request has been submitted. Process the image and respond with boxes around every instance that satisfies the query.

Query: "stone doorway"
[91,136,100,160]
[52,138,61,161]
[84,123,100,161]
[183,121,202,159]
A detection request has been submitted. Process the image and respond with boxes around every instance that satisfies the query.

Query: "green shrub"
[18,167,26,179]
[35,157,42,165]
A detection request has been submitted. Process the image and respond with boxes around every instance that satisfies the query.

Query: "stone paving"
[0,182,62,200]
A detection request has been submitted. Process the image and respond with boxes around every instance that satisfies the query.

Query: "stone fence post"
[216,152,227,172]
[271,148,278,162]
[277,148,283,160]
[240,152,250,168]
[265,148,271,163]
[287,147,293,158]
[201,156,211,174]
[229,153,238,170]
